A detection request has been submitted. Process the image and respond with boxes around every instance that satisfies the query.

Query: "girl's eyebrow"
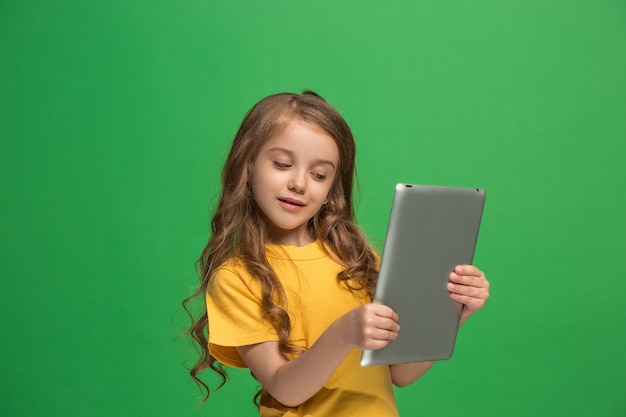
[267,147,336,169]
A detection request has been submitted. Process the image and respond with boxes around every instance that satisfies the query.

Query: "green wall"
[1,1,625,416]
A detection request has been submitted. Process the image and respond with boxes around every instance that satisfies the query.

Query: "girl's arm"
[390,265,490,387]
[236,303,399,408]
[390,361,435,387]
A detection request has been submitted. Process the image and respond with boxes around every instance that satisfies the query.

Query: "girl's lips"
[278,197,305,210]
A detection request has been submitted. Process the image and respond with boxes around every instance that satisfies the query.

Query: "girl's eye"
[312,172,327,181]
[273,161,291,169]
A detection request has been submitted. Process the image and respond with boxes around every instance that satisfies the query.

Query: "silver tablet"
[361,184,486,366]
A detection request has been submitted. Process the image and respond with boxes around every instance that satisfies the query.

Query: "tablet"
[360,184,486,366]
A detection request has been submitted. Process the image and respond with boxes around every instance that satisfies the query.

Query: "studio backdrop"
[1,1,624,416]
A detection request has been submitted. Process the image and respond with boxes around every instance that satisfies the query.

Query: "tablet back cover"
[361,184,486,366]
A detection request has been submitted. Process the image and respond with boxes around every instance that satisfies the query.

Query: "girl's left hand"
[447,265,490,324]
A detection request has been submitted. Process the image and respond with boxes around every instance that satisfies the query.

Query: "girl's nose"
[288,173,306,193]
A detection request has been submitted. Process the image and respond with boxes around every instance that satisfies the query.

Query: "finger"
[370,304,399,322]
[371,326,399,341]
[449,282,490,306]
[449,271,489,289]
[381,329,399,341]
[360,306,400,335]
[449,292,487,311]
[448,281,490,299]
[454,265,483,277]
[374,316,400,332]
[360,320,399,348]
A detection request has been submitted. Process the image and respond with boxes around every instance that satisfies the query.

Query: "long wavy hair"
[183,91,379,402]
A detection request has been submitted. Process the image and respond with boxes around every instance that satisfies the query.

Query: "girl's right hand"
[337,303,400,351]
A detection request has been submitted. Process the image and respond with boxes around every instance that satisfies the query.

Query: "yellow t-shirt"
[206,241,398,417]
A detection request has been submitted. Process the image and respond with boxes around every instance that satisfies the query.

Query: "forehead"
[260,120,340,163]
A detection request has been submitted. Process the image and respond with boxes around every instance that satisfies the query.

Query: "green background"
[2,1,625,416]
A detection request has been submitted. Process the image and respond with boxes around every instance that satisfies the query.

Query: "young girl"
[186,91,490,416]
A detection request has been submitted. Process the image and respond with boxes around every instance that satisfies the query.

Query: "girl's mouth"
[278,197,305,210]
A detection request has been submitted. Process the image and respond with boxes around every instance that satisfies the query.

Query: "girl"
[185,91,490,416]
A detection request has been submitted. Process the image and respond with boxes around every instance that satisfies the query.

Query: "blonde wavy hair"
[183,91,379,402]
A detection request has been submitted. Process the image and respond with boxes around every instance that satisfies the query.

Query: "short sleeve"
[206,267,278,368]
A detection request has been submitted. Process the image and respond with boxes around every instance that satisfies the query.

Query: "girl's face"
[250,119,340,246]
